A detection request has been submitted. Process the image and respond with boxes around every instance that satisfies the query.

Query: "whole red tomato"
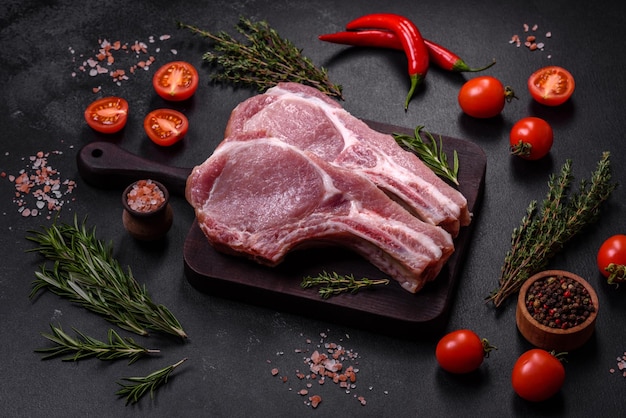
[458,76,516,118]
[528,66,575,106]
[435,329,496,374]
[509,117,554,160]
[597,234,626,284]
[512,349,565,402]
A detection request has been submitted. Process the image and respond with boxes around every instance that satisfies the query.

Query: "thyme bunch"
[116,358,187,405]
[393,126,460,185]
[487,152,617,307]
[27,217,187,339]
[36,324,159,364]
[178,17,343,99]
[301,271,389,298]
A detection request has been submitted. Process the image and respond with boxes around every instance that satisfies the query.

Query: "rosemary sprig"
[116,358,187,405]
[27,217,187,339]
[392,126,460,185]
[36,324,159,364]
[178,17,343,99]
[487,152,617,307]
[301,271,390,298]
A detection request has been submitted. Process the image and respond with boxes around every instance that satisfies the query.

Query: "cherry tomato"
[144,109,189,146]
[509,117,554,160]
[528,66,575,106]
[458,76,515,118]
[152,61,199,101]
[84,96,129,134]
[597,234,626,284]
[512,349,565,402]
[435,329,495,374]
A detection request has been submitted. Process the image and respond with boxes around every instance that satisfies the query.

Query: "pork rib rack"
[225,82,470,237]
[186,134,454,293]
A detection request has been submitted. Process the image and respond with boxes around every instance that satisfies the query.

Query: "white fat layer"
[267,89,460,218]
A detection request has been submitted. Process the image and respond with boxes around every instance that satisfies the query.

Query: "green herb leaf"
[392,126,460,185]
[116,358,187,405]
[487,152,617,307]
[36,324,159,364]
[178,17,343,99]
[27,216,187,339]
[302,271,389,298]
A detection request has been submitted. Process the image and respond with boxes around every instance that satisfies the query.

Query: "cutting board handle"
[76,141,192,196]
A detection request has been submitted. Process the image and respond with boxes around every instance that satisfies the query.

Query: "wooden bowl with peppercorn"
[516,270,598,352]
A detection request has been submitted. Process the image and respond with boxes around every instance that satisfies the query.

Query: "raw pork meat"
[186,134,454,293]
[224,82,470,237]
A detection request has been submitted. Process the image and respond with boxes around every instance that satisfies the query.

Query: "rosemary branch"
[116,358,188,405]
[27,217,187,339]
[36,324,159,364]
[301,271,389,298]
[392,126,460,185]
[178,17,343,99]
[487,152,617,307]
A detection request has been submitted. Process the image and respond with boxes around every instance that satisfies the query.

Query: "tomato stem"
[481,338,498,357]
[504,86,518,102]
[606,263,626,285]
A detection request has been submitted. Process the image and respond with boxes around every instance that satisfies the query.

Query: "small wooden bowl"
[516,270,598,351]
[122,179,173,241]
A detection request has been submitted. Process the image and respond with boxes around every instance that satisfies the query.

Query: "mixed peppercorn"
[525,275,596,330]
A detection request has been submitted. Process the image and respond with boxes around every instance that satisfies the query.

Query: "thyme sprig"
[393,126,460,185]
[116,358,187,405]
[27,217,187,339]
[36,324,159,364]
[487,152,617,307]
[301,271,389,298]
[178,17,343,99]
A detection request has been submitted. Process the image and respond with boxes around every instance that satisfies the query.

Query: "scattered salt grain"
[509,23,551,56]
[5,150,76,219]
[610,351,626,377]
[70,33,175,93]
[269,330,371,409]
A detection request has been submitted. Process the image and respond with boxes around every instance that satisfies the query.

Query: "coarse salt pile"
[69,34,176,93]
[268,331,369,409]
[126,180,165,213]
[2,150,76,219]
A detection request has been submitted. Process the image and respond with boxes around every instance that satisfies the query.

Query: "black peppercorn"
[525,275,596,330]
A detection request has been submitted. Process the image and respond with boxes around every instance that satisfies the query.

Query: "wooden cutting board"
[77,121,486,339]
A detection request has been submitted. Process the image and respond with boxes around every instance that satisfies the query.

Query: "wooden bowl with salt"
[516,270,599,352]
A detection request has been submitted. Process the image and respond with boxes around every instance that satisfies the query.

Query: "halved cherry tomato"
[512,349,565,402]
[597,234,626,284]
[509,117,554,160]
[152,61,199,101]
[435,329,496,374]
[144,109,189,146]
[84,96,129,134]
[458,76,516,118]
[528,66,575,106]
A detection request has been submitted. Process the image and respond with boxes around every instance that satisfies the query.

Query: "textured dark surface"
[1,1,626,417]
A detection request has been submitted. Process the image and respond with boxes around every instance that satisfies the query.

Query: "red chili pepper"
[345,13,429,110]
[319,30,495,73]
